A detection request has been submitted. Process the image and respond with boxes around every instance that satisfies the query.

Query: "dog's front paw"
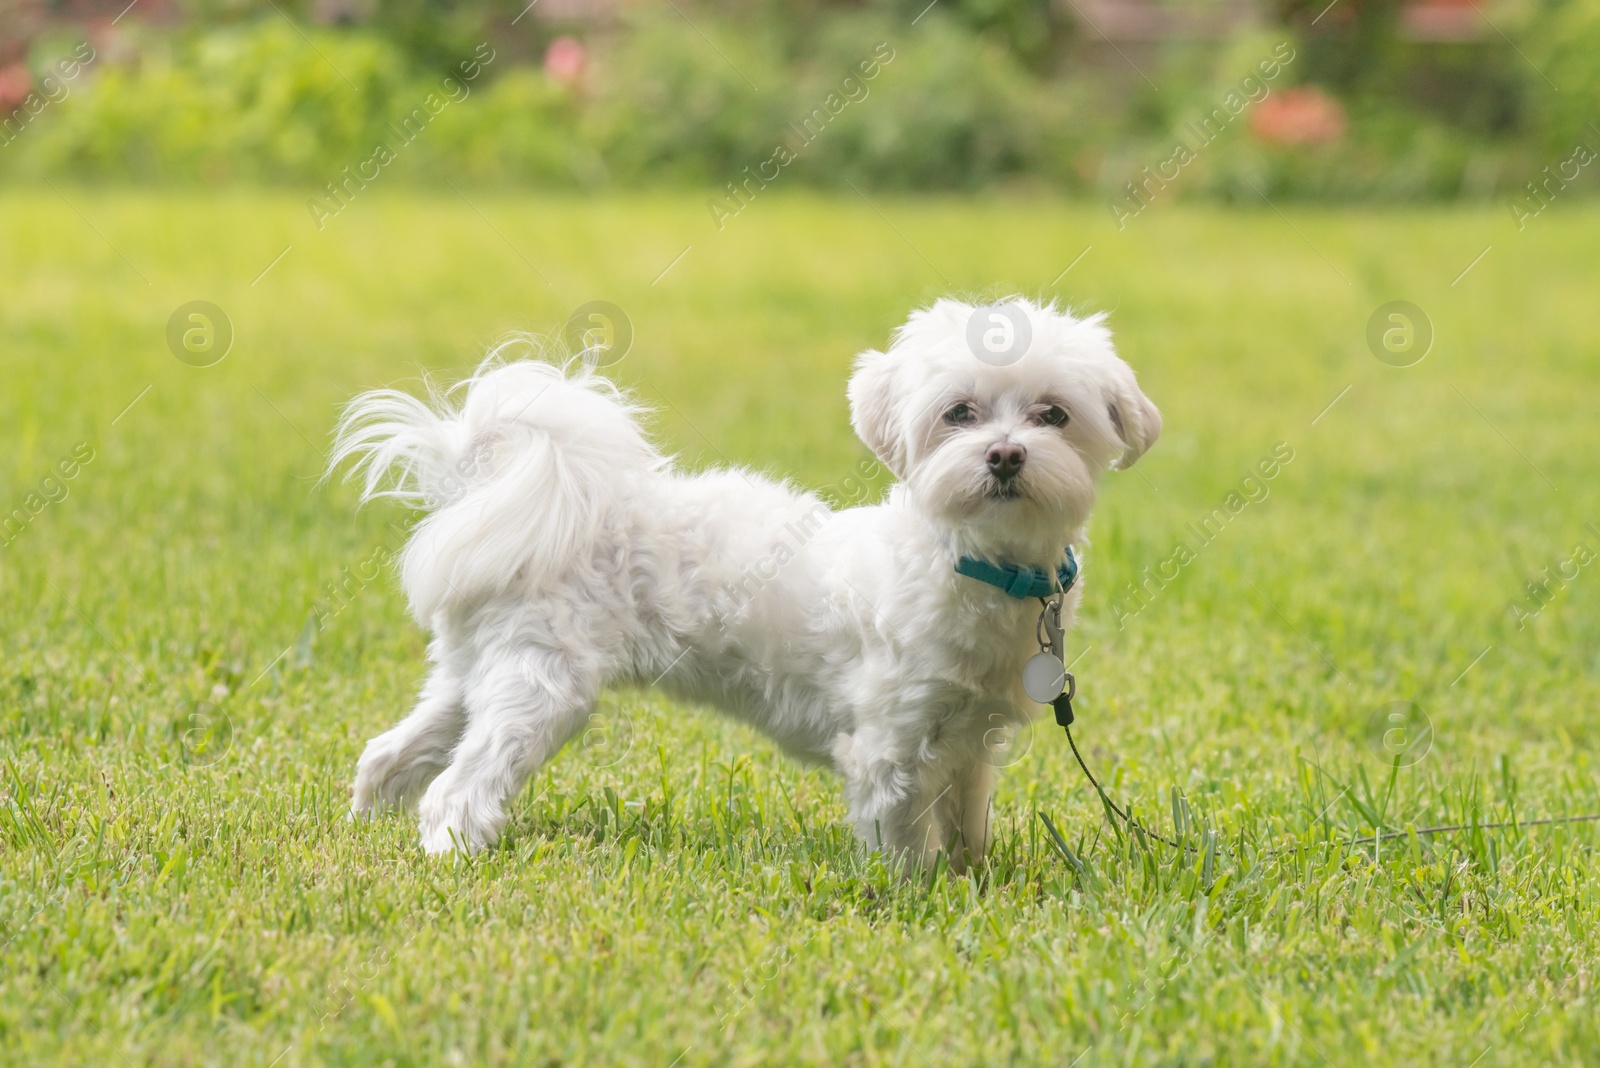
[351,732,438,818]
[350,759,385,820]
[416,785,504,856]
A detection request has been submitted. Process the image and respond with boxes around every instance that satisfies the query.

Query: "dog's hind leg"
[351,664,466,816]
[416,647,596,854]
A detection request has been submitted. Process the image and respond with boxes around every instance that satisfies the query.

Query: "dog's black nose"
[985,442,1026,482]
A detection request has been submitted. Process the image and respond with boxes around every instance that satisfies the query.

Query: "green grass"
[3,188,1599,1066]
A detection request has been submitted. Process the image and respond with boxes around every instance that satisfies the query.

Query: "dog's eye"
[1040,406,1070,427]
[943,403,976,425]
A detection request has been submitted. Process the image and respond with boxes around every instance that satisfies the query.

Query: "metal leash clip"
[1036,588,1075,729]
[1023,592,1074,727]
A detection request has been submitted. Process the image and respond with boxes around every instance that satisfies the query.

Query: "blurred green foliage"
[10,24,417,182]
[789,15,1054,190]
[586,15,791,185]
[2,0,1597,199]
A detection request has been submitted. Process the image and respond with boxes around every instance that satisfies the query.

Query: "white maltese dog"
[331,297,1159,864]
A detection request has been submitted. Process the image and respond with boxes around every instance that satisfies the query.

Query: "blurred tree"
[174,0,493,70]
[1272,0,1400,93]
[1273,0,1525,136]
[364,0,491,71]
[701,0,1069,70]
[917,0,1066,69]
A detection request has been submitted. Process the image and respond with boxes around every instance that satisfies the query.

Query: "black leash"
[1014,564,1600,863]
[1045,690,1600,863]
[1047,680,1191,853]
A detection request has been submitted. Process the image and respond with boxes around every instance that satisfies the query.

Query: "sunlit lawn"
[2,187,1598,1065]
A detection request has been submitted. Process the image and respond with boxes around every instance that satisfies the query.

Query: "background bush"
[789,14,1053,190]
[3,0,1599,200]
[10,23,417,182]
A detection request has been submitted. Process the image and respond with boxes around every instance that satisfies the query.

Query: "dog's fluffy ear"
[848,348,907,478]
[1105,370,1162,470]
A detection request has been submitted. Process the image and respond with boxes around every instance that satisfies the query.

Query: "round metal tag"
[1022,652,1066,703]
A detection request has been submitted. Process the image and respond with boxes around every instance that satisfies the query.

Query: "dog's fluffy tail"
[329,341,663,621]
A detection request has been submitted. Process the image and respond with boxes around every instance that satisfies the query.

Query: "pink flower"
[544,36,586,87]
[1250,86,1347,146]
[0,63,32,111]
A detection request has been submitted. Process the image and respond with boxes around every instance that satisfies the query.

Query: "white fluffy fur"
[330,299,1160,865]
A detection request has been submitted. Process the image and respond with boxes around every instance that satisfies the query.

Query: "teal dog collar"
[955,546,1079,599]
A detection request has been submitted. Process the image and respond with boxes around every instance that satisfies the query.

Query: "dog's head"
[848,298,1160,548]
